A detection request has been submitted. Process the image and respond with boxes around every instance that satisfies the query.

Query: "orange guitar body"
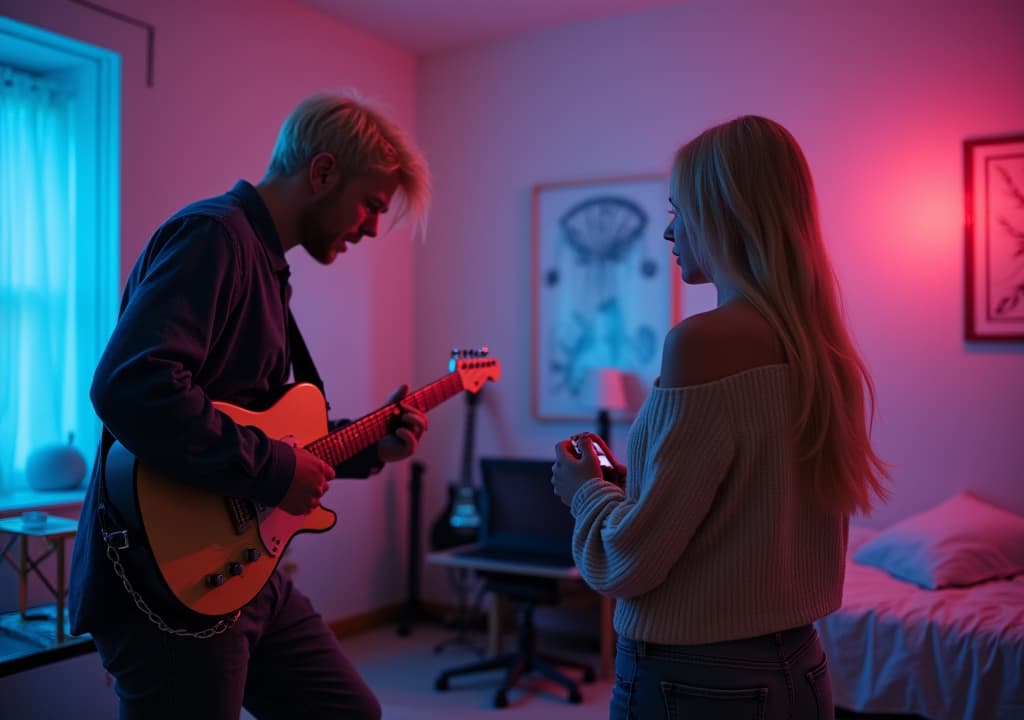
[103,352,501,619]
[131,384,333,616]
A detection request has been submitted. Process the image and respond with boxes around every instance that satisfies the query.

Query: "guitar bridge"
[226,499,283,557]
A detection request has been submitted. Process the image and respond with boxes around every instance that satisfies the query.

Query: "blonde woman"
[552,116,888,720]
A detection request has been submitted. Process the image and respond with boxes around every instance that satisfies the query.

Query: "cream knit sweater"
[570,364,848,645]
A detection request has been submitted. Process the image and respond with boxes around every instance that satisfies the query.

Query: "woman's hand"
[551,434,608,506]
[579,431,627,488]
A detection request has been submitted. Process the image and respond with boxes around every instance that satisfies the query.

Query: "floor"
[0,615,923,719]
[333,622,916,720]
[342,621,612,720]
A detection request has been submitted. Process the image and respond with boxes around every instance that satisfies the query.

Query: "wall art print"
[532,174,681,421]
[964,133,1024,341]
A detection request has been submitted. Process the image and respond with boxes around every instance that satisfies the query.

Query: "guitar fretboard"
[304,373,465,467]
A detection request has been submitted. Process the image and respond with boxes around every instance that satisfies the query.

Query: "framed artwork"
[964,134,1024,341]
[531,174,682,422]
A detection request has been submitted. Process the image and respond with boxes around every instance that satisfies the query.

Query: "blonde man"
[70,90,430,719]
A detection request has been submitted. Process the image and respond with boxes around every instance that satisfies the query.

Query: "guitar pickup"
[225,497,257,534]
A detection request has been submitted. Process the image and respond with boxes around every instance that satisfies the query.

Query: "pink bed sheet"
[815,525,1024,720]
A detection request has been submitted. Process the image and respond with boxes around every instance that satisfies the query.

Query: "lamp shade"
[591,367,628,411]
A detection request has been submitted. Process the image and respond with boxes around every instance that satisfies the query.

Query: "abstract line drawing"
[965,134,1024,341]
[990,166,1024,318]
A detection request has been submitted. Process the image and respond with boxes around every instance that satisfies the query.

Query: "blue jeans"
[611,625,833,720]
[91,571,380,720]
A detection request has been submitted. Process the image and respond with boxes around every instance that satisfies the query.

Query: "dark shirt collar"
[229,179,289,274]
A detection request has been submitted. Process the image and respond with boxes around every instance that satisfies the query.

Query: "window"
[0,18,120,505]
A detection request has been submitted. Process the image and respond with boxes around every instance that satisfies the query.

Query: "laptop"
[455,458,576,569]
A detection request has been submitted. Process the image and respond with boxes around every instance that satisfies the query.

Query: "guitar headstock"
[449,347,501,394]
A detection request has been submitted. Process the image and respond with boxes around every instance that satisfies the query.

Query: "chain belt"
[104,543,239,639]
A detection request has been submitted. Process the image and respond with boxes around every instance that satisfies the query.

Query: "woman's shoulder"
[661,301,786,388]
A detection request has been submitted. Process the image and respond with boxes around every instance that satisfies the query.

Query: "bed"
[815,523,1024,720]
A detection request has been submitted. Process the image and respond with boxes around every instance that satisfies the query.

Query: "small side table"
[0,514,79,644]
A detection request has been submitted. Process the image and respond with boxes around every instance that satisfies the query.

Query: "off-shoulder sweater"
[570,364,848,645]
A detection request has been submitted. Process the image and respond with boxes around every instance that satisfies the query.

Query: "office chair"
[434,572,595,707]
[433,458,596,708]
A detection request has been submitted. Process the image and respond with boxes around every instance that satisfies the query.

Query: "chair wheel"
[569,688,582,704]
[494,690,508,708]
[582,667,596,683]
[434,676,449,691]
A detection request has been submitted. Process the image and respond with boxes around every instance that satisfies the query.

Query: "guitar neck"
[457,392,478,490]
[305,373,465,468]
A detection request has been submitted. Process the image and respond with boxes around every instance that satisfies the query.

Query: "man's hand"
[377,384,428,464]
[280,447,334,515]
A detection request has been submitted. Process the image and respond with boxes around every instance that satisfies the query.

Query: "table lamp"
[591,367,628,446]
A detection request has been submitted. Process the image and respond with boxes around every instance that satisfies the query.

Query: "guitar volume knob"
[206,573,226,588]
[228,562,244,576]
[244,548,261,563]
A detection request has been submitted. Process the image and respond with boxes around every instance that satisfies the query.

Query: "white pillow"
[853,491,1024,589]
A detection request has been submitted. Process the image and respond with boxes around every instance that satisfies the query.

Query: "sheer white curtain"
[0,64,100,493]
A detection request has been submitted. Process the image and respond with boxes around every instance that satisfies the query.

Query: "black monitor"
[476,457,576,565]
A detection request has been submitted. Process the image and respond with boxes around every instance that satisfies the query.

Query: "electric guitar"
[429,388,483,550]
[103,350,501,619]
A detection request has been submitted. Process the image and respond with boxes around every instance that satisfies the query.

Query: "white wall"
[412,0,1024,604]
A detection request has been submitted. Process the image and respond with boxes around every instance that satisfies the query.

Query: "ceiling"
[292,0,681,54]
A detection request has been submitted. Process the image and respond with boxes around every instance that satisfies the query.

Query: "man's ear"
[309,152,336,192]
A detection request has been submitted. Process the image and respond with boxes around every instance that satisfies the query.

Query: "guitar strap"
[96,425,129,549]
[287,308,330,413]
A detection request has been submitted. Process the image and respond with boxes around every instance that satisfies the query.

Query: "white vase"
[25,433,87,491]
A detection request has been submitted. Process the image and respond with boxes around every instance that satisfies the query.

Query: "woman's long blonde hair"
[670,116,889,515]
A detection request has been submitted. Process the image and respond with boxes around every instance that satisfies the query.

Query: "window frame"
[0,17,120,510]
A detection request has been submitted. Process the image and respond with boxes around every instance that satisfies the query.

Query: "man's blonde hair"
[670,115,889,516]
[266,89,430,231]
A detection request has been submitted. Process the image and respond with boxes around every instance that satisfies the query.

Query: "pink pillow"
[853,491,1024,589]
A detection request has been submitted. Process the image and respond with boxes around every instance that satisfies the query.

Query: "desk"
[426,545,615,680]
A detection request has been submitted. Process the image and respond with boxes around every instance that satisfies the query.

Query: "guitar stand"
[398,462,443,636]
[397,596,442,637]
[433,567,487,656]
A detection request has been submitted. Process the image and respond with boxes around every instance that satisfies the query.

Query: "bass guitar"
[104,350,501,618]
